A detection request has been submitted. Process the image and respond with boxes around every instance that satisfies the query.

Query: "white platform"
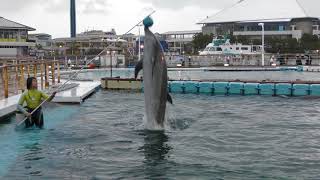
[52,81,101,103]
[0,94,21,118]
[0,81,101,118]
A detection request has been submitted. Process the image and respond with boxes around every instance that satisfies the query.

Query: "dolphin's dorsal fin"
[167,93,173,104]
[134,59,143,79]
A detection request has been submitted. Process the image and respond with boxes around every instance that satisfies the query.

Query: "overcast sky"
[1,0,239,38]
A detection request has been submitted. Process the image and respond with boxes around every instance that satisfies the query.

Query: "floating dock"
[101,77,320,96]
[101,77,142,90]
[52,80,101,103]
[0,80,101,118]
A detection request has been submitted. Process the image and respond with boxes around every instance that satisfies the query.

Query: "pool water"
[1,91,320,179]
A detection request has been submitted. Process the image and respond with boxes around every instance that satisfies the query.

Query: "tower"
[70,0,76,37]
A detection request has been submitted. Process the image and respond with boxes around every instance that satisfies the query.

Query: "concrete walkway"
[0,80,101,119]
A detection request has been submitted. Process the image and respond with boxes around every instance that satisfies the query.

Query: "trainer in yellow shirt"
[17,77,56,128]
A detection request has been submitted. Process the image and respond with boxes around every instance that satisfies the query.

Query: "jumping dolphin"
[135,17,173,129]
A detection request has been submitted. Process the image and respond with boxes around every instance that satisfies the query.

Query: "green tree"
[300,34,319,52]
[35,44,43,50]
[192,33,214,53]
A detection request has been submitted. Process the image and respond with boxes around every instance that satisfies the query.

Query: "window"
[20,30,27,40]
[279,25,284,31]
[9,32,13,38]
[12,31,18,39]
[4,31,9,38]
[241,47,249,50]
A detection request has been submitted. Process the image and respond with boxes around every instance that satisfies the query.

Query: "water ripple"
[2,92,320,179]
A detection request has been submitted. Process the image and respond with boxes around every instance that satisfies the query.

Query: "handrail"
[1,60,61,99]
[0,60,59,69]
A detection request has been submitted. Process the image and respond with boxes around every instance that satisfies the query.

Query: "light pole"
[138,24,143,62]
[258,23,265,66]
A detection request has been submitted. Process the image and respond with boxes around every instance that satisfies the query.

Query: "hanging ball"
[143,16,154,28]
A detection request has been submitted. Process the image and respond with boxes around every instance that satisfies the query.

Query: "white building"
[53,30,127,56]
[29,33,53,48]
[162,30,201,54]
[28,33,54,57]
[0,16,35,57]
[198,0,320,40]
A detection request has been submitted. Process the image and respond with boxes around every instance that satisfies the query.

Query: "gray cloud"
[43,0,69,13]
[81,0,111,14]
[0,0,111,15]
[0,0,240,15]
[0,0,38,12]
[139,0,240,10]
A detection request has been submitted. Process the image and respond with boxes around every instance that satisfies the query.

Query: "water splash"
[141,104,191,131]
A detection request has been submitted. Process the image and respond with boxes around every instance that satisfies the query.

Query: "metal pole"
[17,49,108,127]
[16,11,157,127]
[110,52,113,77]
[262,25,265,67]
[123,10,156,35]
[138,25,141,62]
[258,23,265,66]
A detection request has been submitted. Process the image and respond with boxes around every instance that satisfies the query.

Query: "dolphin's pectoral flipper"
[167,93,173,104]
[134,60,143,79]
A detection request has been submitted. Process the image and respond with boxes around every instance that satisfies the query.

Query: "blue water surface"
[1,90,320,179]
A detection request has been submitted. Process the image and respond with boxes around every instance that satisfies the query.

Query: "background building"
[0,16,35,58]
[198,0,320,40]
[162,30,201,54]
[28,33,54,58]
[135,33,169,56]
[53,29,127,57]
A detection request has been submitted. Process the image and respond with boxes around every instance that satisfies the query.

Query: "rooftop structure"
[53,29,127,56]
[199,0,320,24]
[198,0,320,40]
[0,16,35,58]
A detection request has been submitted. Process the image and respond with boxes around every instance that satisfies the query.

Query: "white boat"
[199,38,262,55]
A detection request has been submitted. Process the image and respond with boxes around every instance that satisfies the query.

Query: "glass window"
[4,31,9,38]
[20,30,27,39]
[12,31,17,39]
[209,47,215,51]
